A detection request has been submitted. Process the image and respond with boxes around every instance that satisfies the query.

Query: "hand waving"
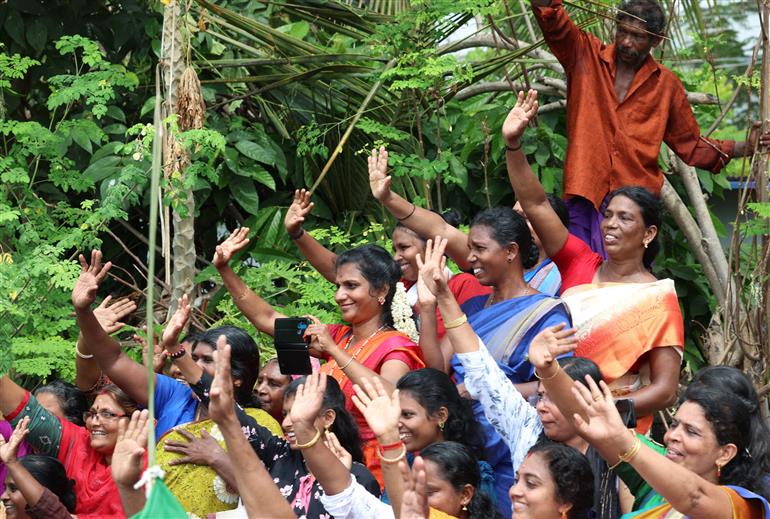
[399,456,429,519]
[502,89,538,147]
[94,296,136,334]
[571,376,631,452]
[368,147,392,203]
[111,409,149,488]
[213,228,250,269]
[209,335,236,426]
[284,189,314,237]
[72,250,112,310]
[351,377,401,442]
[289,372,326,427]
[324,431,352,470]
[527,323,578,371]
[416,236,449,299]
[161,294,191,351]
[0,417,29,465]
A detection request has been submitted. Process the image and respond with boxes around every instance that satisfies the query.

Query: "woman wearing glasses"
[0,376,138,518]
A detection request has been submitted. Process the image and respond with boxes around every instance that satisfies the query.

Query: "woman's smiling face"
[85,393,128,455]
[334,262,386,325]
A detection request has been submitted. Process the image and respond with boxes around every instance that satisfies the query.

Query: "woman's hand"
[72,250,112,310]
[304,316,337,357]
[0,417,29,465]
[289,372,327,428]
[502,89,538,148]
[136,329,167,374]
[111,410,149,488]
[284,189,314,237]
[399,456,429,519]
[527,323,578,371]
[571,376,632,453]
[351,377,401,443]
[368,147,392,203]
[213,227,250,269]
[209,336,237,426]
[416,236,450,298]
[324,431,352,470]
[93,296,136,334]
[165,429,223,467]
[160,294,191,352]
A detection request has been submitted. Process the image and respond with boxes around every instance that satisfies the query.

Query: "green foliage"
[0,45,39,90]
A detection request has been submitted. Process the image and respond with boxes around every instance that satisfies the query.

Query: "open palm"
[209,336,236,425]
[0,417,29,464]
[213,227,250,268]
[416,237,449,298]
[72,250,112,310]
[289,373,326,426]
[502,89,538,146]
[161,294,191,350]
[528,323,579,370]
[352,377,400,439]
[284,189,314,236]
[368,147,392,202]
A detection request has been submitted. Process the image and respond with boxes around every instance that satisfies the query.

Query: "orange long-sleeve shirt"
[533,0,735,209]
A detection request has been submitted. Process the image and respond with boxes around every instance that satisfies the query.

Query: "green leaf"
[235,140,275,165]
[250,164,276,191]
[277,21,310,40]
[106,105,126,122]
[696,169,713,193]
[71,127,92,153]
[229,176,260,214]
[140,96,156,118]
[4,10,24,47]
[83,155,122,182]
[26,18,47,53]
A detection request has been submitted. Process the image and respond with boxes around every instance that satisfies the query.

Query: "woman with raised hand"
[369,148,567,296]
[0,418,77,519]
[71,253,281,517]
[109,410,150,517]
[502,90,683,433]
[418,236,629,518]
[284,188,490,339]
[0,371,137,517]
[214,229,423,483]
[569,373,770,517]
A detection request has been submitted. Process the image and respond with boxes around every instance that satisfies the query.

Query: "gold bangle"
[295,427,322,449]
[377,444,407,464]
[338,356,354,371]
[618,435,642,464]
[534,364,560,381]
[76,346,94,360]
[444,314,468,330]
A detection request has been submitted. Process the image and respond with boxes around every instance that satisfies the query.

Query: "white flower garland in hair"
[392,282,419,342]
[213,474,239,504]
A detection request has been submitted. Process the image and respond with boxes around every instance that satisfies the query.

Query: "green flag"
[130,480,187,519]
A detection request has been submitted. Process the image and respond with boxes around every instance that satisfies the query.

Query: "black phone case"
[273,318,312,375]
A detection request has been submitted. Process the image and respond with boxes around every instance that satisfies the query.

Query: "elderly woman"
[502,90,683,433]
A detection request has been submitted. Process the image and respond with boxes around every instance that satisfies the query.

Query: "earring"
[643,240,649,249]
[438,421,445,431]
[462,504,468,511]
[377,295,385,305]
[716,462,722,479]
[561,512,567,519]
[507,257,513,263]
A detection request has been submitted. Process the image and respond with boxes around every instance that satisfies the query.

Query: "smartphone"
[615,398,637,429]
[273,317,312,375]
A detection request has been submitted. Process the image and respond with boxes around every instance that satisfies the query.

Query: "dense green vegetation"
[0,0,766,389]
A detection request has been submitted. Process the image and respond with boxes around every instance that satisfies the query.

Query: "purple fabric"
[566,195,608,259]
[1,420,32,493]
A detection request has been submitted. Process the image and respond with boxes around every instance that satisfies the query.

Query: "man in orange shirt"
[531,0,767,254]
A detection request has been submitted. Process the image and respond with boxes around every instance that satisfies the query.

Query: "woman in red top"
[501,90,683,433]
[284,189,489,339]
[214,231,423,485]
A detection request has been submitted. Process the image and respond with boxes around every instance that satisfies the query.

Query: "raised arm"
[369,147,472,270]
[72,251,151,405]
[572,377,735,519]
[110,409,150,517]
[75,295,137,392]
[285,189,338,283]
[503,91,569,258]
[414,266,451,373]
[208,337,294,519]
[213,228,287,336]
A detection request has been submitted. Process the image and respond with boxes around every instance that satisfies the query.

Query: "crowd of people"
[2,0,770,517]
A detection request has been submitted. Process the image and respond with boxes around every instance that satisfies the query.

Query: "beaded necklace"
[331,324,388,381]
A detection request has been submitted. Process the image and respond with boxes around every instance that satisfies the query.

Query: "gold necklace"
[486,285,531,307]
[332,324,387,380]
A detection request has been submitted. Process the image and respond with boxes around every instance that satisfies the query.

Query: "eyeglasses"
[527,394,552,407]
[83,410,127,422]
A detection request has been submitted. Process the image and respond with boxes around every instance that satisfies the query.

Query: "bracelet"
[295,427,322,449]
[289,228,305,240]
[444,313,468,330]
[534,364,560,381]
[379,440,404,453]
[338,356,355,371]
[168,347,186,360]
[618,435,642,463]
[76,346,94,360]
[377,444,407,464]
[505,141,523,153]
[397,204,416,221]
